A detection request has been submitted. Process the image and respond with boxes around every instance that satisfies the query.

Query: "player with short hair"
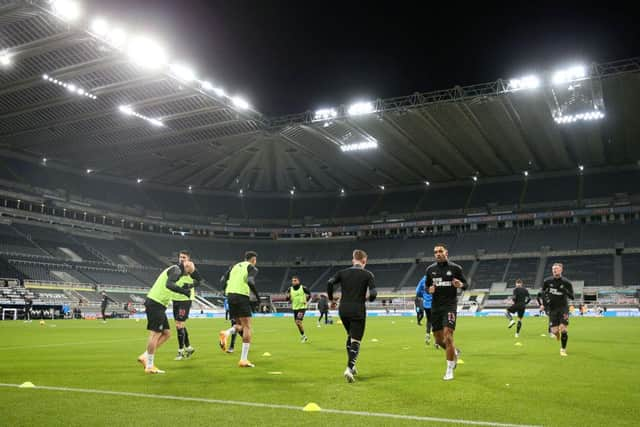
[285,276,311,342]
[137,261,195,374]
[317,294,330,326]
[505,279,531,338]
[219,251,260,368]
[327,249,377,383]
[426,244,467,381]
[415,275,433,344]
[541,263,574,356]
[173,250,203,360]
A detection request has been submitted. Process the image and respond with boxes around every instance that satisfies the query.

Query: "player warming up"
[137,261,195,374]
[219,251,260,367]
[327,249,376,383]
[505,279,531,338]
[426,244,467,381]
[541,263,574,356]
[173,250,204,360]
[285,276,311,342]
[416,275,434,344]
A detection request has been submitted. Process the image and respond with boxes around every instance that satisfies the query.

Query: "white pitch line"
[0,338,140,351]
[0,383,541,427]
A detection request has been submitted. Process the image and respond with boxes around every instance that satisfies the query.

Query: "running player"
[285,276,311,342]
[415,295,424,325]
[426,244,467,381]
[173,250,203,360]
[137,261,195,374]
[541,263,574,356]
[100,291,116,323]
[505,279,531,338]
[219,251,260,367]
[327,249,377,383]
[415,275,433,344]
[23,295,33,323]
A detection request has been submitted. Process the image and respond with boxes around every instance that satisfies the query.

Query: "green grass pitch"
[1,316,638,426]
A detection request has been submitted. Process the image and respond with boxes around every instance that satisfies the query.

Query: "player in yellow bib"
[285,276,311,342]
[137,261,195,374]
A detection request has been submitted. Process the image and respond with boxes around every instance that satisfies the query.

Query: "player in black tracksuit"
[100,291,116,323]
[505,279,531,337]
[425,243,467,381]
[327,249,376,383]
[542,262,574,356]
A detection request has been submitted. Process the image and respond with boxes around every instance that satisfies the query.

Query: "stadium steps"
[467,259,480,288]
[395,262,417,291]
[534,251,548,288]
[279,267,290,292]
[613,253,623,286]
[501,257,513,282]
[194,295,216,309]
[68,234,114,265]
[309,266,334,291]
[127,237,167,266]
[9,225,50,257]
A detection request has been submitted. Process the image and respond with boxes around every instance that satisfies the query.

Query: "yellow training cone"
[303,402,322,412]
[515,342,523,346]
[457,359,465,364]
[371,338,379,342]
[19,382,35,388]
[336,320,342,325]
[262,352,272,357]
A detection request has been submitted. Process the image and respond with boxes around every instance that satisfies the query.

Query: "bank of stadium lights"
[508,75,540,91]
[118,105,164,127]
[425,180,431,186]
[340,140,378,152]
[347,101,375,116]
[127,37,168,70]
[231,96,250,110]
[314,108,338,122]
[552,65,587,85]
[554,111,605,124]
[578,165,584,172]
[379,185,385,191]
[472,176,478,182]
[50,0,81,22]
[523,170,529,177]
[42,74,97,100]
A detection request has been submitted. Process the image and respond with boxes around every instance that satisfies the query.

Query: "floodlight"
[90,18,109,36]
[51,0,81,21]
[201,81,213,91]
[314,108,338,121]
[0,51,11,67]
[552,64,587,85]
[170,63,197,82]
[127,37,167,69]
[231,96,250,110]
[347,101,375,116]
[340,141,378,152]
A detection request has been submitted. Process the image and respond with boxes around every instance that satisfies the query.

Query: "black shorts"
[339,315,366,341]
[431,308,457,332]
[548,308,569,327]
[173,300,192,322]
[507,304,526,318]
[293,309,306,321]
[145,298,170,332]
[228,293,253,319]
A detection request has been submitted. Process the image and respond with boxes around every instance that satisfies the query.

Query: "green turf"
[0,316,638,426]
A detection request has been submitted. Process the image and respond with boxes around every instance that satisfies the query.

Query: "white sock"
[447,360,456,369]
[143,351,148,357]
[225,327,236,336]
[146,354,154,369]
[241,343,250,360]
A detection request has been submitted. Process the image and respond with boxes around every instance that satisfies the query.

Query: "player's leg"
[237,315,254,367]
[559,312,569,356]
[431,310,446,349]
[506,306,516,328]
[515,307,524,337]
[173,302,186,359]
[228,319,238,352]
[101,306,106,323]
[182,302,194,357]
[425,308,432,343]
[442,311,459,381]
[340,315,353,378]
[344,317,365,382]
[416,307,423,325]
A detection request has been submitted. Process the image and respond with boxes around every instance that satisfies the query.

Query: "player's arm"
[564,280,575,300]
[165,266,191,297]
[220,267,231,294]
[189,268,203,287]
[453,266,468,290]
[285,287,291,301]
[327,272,340,301]
[304,286,311,302]
[246,264,260,299]
[426,268,435,293]
[367,272,377,302]
[524,289,531,305]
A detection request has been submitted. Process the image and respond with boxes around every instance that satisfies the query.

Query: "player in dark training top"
[505,279,531,338]
[100,291,116,323]
[541,263,574,356]
[425,244,467,381]
[327,249,377,383]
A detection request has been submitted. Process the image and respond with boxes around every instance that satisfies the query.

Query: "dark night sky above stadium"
[85,0,638,116]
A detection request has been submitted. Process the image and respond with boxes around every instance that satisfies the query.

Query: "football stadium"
[1,1,639,426]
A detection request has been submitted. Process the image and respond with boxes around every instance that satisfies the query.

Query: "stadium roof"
[1,0,640,195]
